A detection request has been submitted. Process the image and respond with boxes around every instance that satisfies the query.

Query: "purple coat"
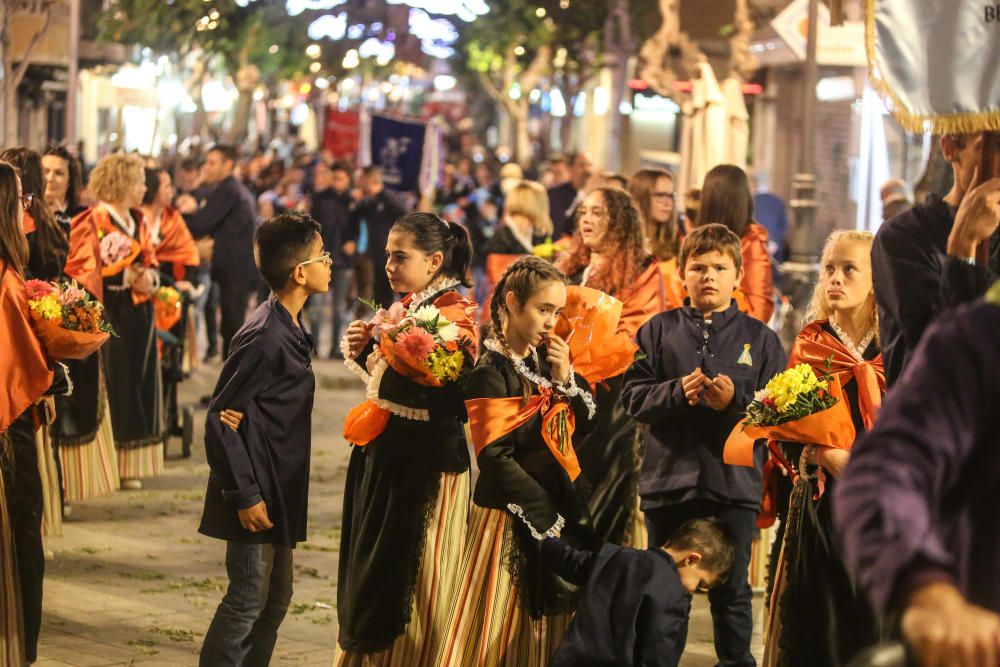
[834,298,1000,616]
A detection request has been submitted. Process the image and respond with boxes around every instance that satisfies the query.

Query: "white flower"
[438,322,460,342]
[409,305,442,324]
[754,388,770,403]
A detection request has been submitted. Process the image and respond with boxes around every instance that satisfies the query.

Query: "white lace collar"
[102,202,136,238]
[828,318,874,362]
[409,275,462,308]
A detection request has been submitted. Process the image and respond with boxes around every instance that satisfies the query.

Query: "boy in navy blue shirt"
[623,223,786,666]
[198,212,332,666]
[543,518,736,667]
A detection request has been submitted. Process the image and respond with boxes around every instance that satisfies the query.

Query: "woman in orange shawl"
[697,164,775,324]
[629,168,686,309]
[84,154,162,489]
[142,167,199,446]
[556,186,675,547]
[0,161,59,665]
[763,231,883,667]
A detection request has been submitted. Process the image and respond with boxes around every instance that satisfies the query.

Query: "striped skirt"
[58,379,120,502]
[117,441,164,482]
[0,462,24,666]
[437,506,572,667]
[35,423,62,538]
[334,471,469,667]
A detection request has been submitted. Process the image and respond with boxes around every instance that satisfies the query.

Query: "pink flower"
[396,328,436,360]
[100,231,133,266]
[25,279,56,300]
[57,284,87,306]
[371,301,408,338]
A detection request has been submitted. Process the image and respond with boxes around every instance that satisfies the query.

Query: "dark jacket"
[622,300,786,510]
[311,188,354,268]
[872,194,999,386]
[183,175,258,285]
[349,188,407,261]
[199,296,315,548]
[548,181,580,240]
[835,297,1000,616]
[543,539,691,667]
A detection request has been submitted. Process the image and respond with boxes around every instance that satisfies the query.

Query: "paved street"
[36,357,763,666]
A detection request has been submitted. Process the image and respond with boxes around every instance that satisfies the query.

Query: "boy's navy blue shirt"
[623,299,786,510]
[542,537,691,667]
[199,294,316,548]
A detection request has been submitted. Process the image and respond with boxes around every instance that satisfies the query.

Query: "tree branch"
[10,0,54,91]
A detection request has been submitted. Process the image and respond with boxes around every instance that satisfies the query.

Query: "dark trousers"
[200,541,294,667]
[3,411,45,663]
[205,281,220,355]
[217,281,253,360]
[646,499,757,667]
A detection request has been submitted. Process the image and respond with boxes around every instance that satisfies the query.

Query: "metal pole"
[788,0,819,263]
[66,0,79,149]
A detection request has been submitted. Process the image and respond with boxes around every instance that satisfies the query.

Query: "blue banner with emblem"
[369,114,427,193]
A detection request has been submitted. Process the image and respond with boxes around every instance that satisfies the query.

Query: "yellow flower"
[764,364,826,413]
[29,294,63,320]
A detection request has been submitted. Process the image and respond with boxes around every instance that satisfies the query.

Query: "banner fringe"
[864,0,1000,134]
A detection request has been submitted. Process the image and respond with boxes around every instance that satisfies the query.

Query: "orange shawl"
[0,263,52,434]
[735,223,775,324]
[617,260,673,339]
[788,321,886,431]
[89,205,158,305]
[466,388,581,481]
[480,253,526,326]
[63,209,103,300]
[151,207,199,281]
[656,257,686,314]
[21,212,36,234]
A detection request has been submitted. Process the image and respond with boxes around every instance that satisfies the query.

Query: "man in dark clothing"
[542,518,736,667]
[834,284,1000,667]
[308,161,354,356]
[872,132,1000,385]
[199,213,330,666]
[348,165,407,310]
[179,144,259,359]
[548,151,594,239]
[623,225,786,667]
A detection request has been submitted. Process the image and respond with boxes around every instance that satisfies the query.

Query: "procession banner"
[323,109,360,159]
[369,114,427,192]
[865,0,1000,133]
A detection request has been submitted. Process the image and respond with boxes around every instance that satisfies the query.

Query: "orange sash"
[63,209,103,300]
[152,207,200,281]
[1,263,53,434]
[657,257,686,313]
[342,289,479,446]
[618,260,672,339]
[466,388,581,481]
[480,253,526,325]
[787,321,885,430]
[737,223,775,323]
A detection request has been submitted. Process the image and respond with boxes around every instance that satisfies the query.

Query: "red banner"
[323,109,361,159]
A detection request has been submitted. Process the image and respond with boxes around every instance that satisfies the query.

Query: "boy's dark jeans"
[646,499,758,667]
[200,541,294,667]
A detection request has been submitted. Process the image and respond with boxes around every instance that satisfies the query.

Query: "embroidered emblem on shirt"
[737,343,753,367]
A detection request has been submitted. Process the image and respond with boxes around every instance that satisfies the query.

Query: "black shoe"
[199,394,212,407]
[203,348,218,362]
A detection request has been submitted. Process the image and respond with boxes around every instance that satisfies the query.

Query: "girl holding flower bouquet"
[82,153,163,490]
[437,256,598,667]
[335,212,479,666]
[0,161,67,664]
[762,230,884,667]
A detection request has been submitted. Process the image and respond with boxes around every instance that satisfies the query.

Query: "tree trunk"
[605,0,633,172]
[1,0,55,146]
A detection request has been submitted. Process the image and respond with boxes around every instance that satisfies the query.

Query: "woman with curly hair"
[80,153,162,490]
[556,186,673,547]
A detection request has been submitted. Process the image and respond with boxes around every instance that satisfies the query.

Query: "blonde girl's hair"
[88,153,146,203]
[807,229,879,343]
[504,180,553,238]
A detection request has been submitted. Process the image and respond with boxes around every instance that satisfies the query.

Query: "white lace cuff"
[506,503,565,541]
[341,332,370,383]
[59,362,73,397]
[364,357,430,422]
[555,370,596,420]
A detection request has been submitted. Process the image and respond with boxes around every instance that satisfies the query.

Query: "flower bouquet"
[154,286,183,332]
[723,362,856,467]
[552,286,639,386]
[531,236,570,261]
[344,297,475,446]
[98,229,141,277]
[26,279,115,360]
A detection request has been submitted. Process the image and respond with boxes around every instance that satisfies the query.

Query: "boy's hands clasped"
[682,368,735,411]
